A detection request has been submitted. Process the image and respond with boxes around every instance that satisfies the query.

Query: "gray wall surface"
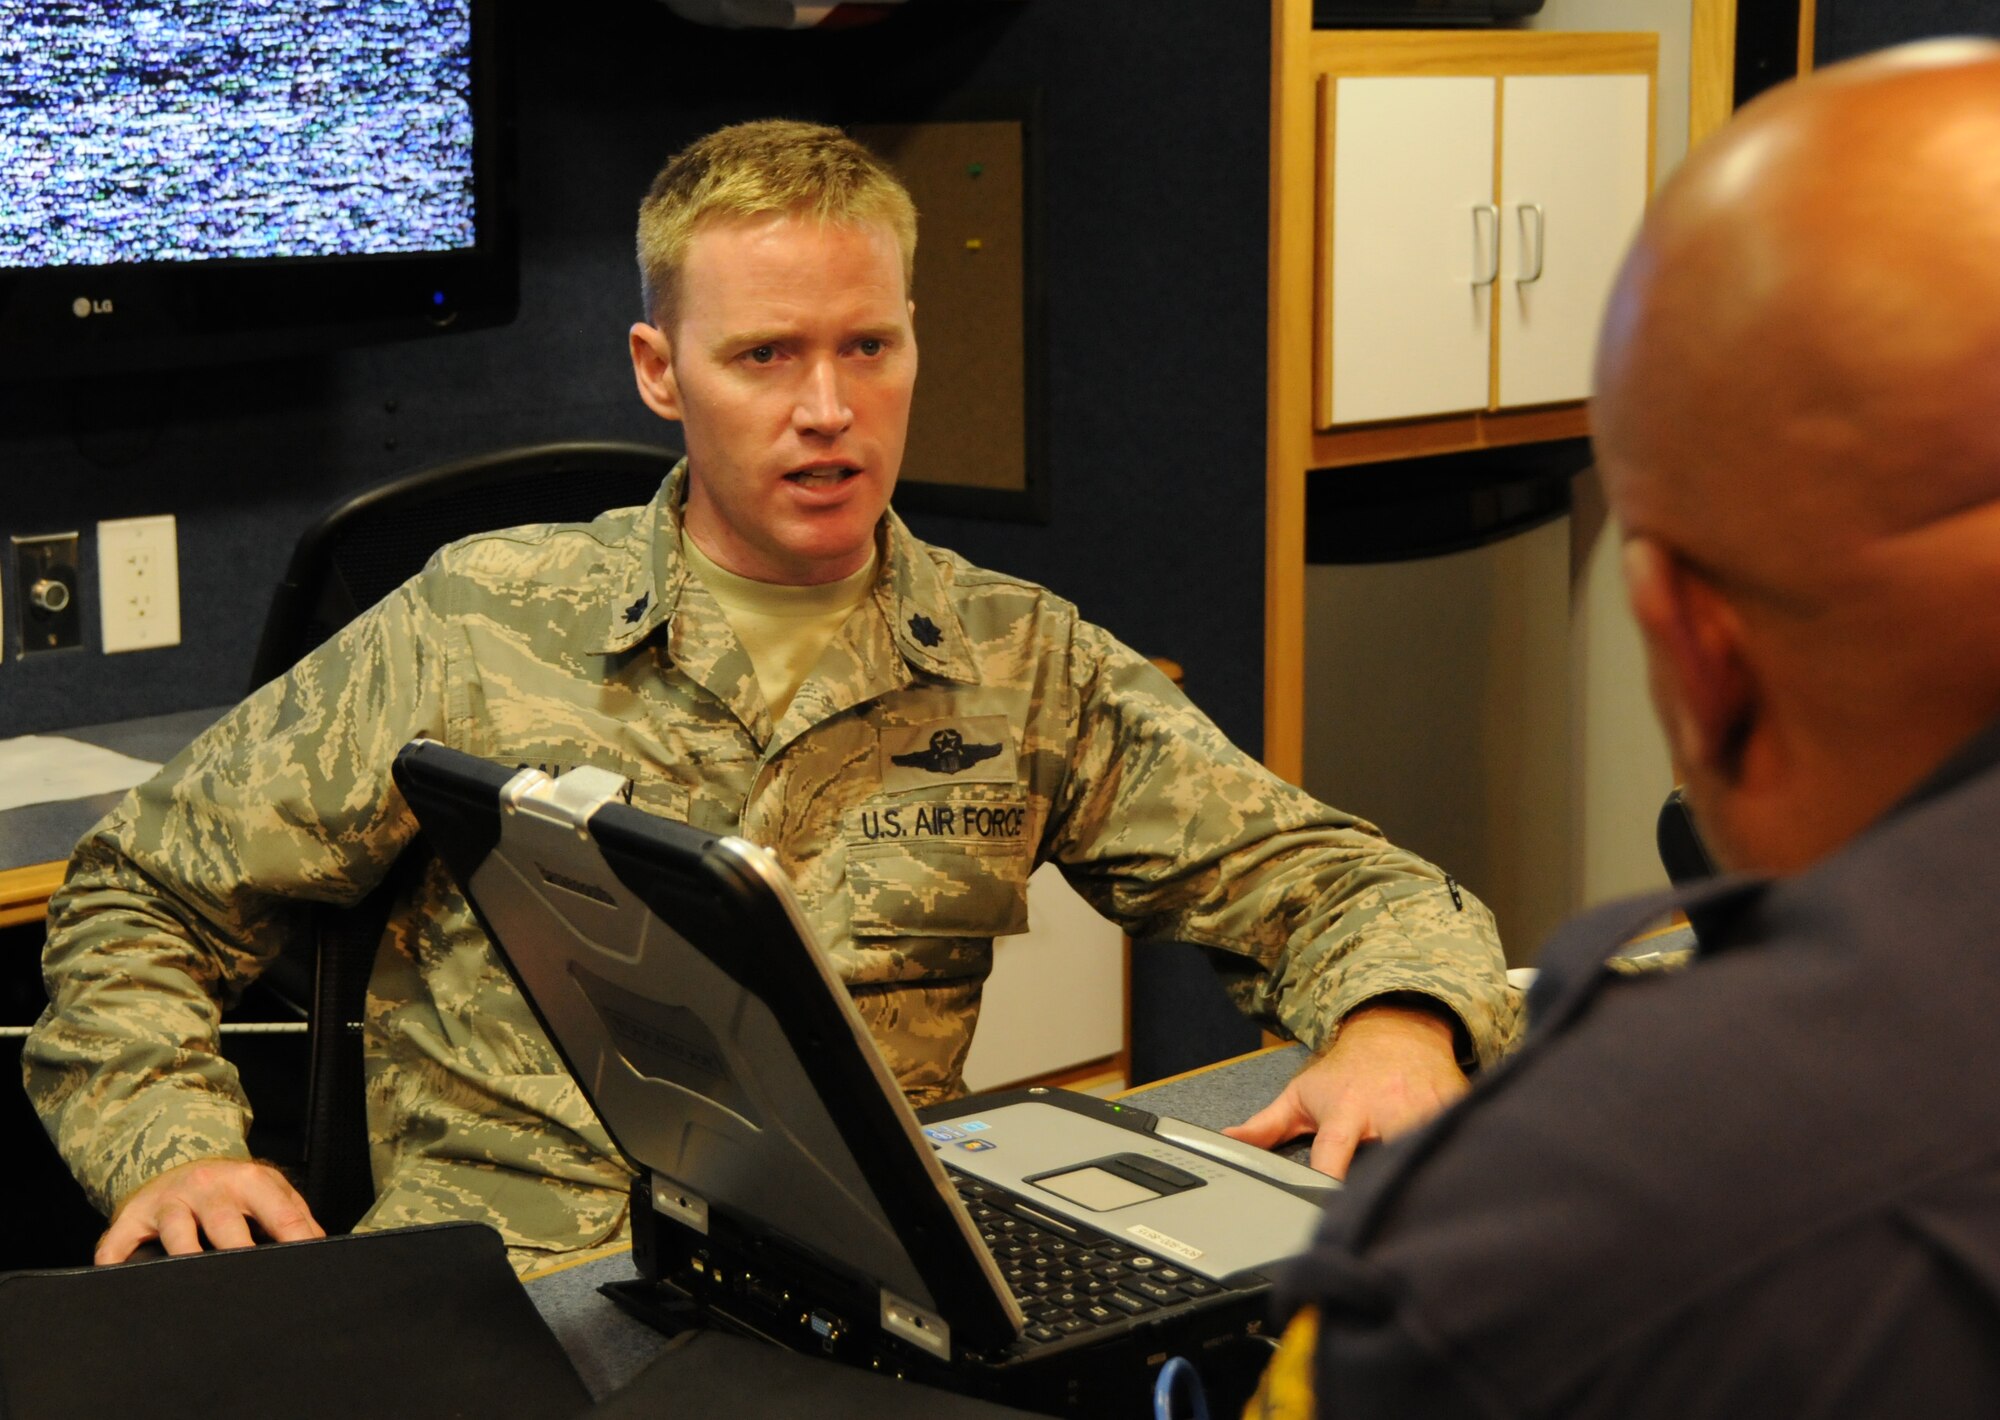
[1305,517,1574,961]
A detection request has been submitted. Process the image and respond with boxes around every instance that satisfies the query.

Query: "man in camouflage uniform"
[26,120,1517,1274]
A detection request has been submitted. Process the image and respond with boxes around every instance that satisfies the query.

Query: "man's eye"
[856,338,884,357]
[747,345,776,364]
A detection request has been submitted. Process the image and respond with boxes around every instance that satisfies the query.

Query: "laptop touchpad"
[1031,1154,1204,1212]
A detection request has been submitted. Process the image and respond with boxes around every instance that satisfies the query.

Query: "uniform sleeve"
[1042,621,1517,1066]
[22,575,453,1215]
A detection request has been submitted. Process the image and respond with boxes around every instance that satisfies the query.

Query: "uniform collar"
[592,460,688,655]
[593,459,977,684]
[874,506,977,684]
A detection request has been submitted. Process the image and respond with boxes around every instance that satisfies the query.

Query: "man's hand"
[96,1158,325,1264]
[1222,1002,1470,1178]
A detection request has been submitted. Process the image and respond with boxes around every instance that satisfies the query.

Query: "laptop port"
[809,1309,845,1351]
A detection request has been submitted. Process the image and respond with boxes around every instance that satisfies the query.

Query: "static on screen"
[0,0,476,269]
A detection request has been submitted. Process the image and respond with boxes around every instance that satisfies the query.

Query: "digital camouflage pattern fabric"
[25,462,1518,1272]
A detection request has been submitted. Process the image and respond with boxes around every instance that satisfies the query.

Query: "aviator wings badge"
[890,727,1003,776]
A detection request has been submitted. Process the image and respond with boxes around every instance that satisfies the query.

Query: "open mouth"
[785,465,861,489]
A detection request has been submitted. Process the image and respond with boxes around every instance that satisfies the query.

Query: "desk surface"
[0,706,226,927]
[523,1044,1314,1403]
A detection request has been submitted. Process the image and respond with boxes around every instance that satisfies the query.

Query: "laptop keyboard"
[949,1172,1227,1347]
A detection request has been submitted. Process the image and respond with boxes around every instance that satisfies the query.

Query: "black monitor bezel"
[0,0,516,382]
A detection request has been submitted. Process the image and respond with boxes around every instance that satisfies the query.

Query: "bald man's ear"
[1622,538,1756,784]
[630,323,683,424]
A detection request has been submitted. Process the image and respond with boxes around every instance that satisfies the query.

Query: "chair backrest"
[300,853,425,1235]
[256,440,680,1231]
[1656,786,1728,952]
[1656,787,1717,888]
[249,440,682,691]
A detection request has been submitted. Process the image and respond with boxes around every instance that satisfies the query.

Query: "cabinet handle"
[1471,203,1500,287]
[1515,203,1546,285]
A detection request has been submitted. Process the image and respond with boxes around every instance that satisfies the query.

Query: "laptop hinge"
[880,1290,951,1362]
[650,1173,710,1235]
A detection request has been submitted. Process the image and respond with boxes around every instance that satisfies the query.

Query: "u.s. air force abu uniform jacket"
[26,462,1517,1267]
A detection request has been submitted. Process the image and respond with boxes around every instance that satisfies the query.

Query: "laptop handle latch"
[881,1290,951,1362]
[502,764,629,829]
[650,1174,710,1235]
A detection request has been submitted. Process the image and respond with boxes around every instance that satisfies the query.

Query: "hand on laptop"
[96,1158,324,1264]
[1221,1001,1468,1179]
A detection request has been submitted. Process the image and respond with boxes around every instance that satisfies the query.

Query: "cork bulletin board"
[855,107,1044,521]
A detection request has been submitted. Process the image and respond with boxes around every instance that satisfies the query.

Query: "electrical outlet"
[98,514,181,654]
[11,532,83,656]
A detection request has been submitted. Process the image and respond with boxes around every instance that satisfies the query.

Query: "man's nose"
[793,358,853,435]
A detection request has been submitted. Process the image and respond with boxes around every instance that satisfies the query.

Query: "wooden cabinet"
[1263,18,1660,782]
[1317,42,1655,428]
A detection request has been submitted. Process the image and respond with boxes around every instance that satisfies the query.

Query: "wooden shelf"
[1309,402,1590,471]
[0,861,64,931]
[1307,28,1658,78]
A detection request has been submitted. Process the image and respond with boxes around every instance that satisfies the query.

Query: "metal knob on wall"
[29,578,72,616]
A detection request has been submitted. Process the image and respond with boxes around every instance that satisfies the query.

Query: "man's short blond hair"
[636,119,918,329]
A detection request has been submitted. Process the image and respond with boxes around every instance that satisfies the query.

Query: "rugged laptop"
[392,740,1336,1415]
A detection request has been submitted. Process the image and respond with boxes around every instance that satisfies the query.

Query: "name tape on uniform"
[855,800,1029,842]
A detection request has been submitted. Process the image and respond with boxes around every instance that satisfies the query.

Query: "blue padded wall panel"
[1816,0,2000,63]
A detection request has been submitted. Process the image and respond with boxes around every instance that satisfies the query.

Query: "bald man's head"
[1593,41,2000,874]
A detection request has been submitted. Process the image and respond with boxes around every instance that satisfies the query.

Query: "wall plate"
[12,532,83,656]
[98,514,181,654]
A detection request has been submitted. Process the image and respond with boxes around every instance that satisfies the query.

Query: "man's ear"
[629,323,682,423]
[1623,536,1756,784]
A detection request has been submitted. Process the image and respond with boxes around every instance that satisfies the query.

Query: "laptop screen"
[392,739,1019,1352]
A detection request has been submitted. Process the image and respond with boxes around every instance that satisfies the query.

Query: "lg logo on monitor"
[70,296,114,318]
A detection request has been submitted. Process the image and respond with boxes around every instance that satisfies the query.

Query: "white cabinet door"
[1327,76,1497,426]
[1496,74,1651,408]
[960,864,1124,1092]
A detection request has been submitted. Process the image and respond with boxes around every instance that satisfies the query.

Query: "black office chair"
[249,440,681,690]
[1655,784,1730,956]
[251,440,681,1231]
[1655,786,1718,888]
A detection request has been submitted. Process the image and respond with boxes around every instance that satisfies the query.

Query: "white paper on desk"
[0,735,162,813]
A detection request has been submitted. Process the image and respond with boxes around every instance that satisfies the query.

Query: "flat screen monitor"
[0,0,515,380]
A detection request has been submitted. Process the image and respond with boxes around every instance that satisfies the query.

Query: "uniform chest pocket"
[844,796,1033,939]
[628,778,691,824]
